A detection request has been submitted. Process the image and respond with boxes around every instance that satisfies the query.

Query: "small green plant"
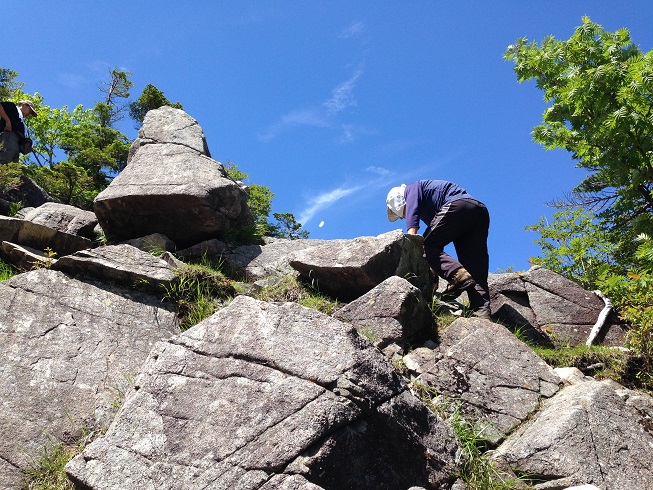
[410,381,523,490]
[533,344,640,388]
[251,275,340,315]
[356,323,380,344]
[31,247,58,270]
[163,258,237,330]
[0,258,18,281]
[8,199,23,217]
[22,425,98,490]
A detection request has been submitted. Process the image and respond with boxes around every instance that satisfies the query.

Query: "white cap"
[386,184,406,222]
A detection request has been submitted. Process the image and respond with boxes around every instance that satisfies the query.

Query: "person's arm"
[404,183,421,233]
[0,105,12,131]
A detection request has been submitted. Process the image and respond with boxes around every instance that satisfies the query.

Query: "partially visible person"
[386,179,491,319]
[0,100,37,164]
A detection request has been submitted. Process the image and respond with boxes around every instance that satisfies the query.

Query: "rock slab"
[0,269,180,488]
[492,379,653,489]
[66,295,459,489]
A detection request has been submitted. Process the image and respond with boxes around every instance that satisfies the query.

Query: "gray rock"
[22,202,98,239]
[0,269,180,488]
[289,230,432,302]
[178,236,341,280]
[334,275,433,349]
[66,295,459,489]
[122,232,176,254]
[1,241,58,270]
[489,267,626,347]
[492,379,653,489]
[94,107,253,246]
[412,317,561,444]
[51,244,178,291]
[0,175,55,215]
[0,215,92,263]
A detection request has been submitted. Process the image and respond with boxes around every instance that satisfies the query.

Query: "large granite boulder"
[66,295,459,489]
[489,267,626,347]
[93,107,253,246]
[334,275,433,350]
[22,202,98,239]
[405,317,561,444]
[0,269,180,488]
[289,230,432,302]
[492,379,653,489]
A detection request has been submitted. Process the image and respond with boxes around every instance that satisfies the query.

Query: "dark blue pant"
[423,198,490,312]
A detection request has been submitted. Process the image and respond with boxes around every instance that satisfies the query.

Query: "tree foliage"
[507,19,653,386]
[505,17,653,240]
[0,68,23,99]
[526,208,617,289]
[223,161,309,240]
[129,84,183,127]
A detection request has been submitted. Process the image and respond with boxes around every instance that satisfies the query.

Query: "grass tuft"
[411,380,525,490]
[251,275,340,315]
[163,258,237,330]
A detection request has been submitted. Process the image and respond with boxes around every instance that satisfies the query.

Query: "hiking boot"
[439,267,476,301]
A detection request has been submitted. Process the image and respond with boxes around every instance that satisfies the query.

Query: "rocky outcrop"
[0,215,92,261]
[51,244,178,292]
[404,318,561,444]
[0,269,180,487]
[492,379,653,489]
[93,107,253,246]
[0,106,649,490]
[65,296,459,489]
[289,230,432,301]
[178,236,341,280]
[334,275,433,350]
[489,267,626,347]
[22,202,98,239]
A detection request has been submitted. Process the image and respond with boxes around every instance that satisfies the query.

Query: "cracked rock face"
[94,107,253,246]
[409,317,561,444]
[0,269,180,488]
[492,379,653,489]
[66,295,459,489]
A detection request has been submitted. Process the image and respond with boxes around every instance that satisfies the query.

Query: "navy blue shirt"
[404,180,473,231]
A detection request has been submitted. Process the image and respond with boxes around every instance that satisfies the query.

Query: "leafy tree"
[526,208,618,289]
[3,68,132,208]
[0,67,23,99]
[508,19,653,388]
[223,161,309,240]
[271,213,310,240]
[97,69,133,127]
[129,84,183,127]
[505,17,653,241]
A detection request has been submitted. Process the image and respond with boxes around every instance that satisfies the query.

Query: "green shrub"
[410,381,522,489]
[163,259,237,331]
[0,258,18,281]
[251,275,340,315]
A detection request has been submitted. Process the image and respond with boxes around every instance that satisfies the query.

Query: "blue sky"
[8,1,653,271]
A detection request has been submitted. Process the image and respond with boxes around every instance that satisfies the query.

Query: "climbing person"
[386,179,491,319]
[0,100,37,164]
